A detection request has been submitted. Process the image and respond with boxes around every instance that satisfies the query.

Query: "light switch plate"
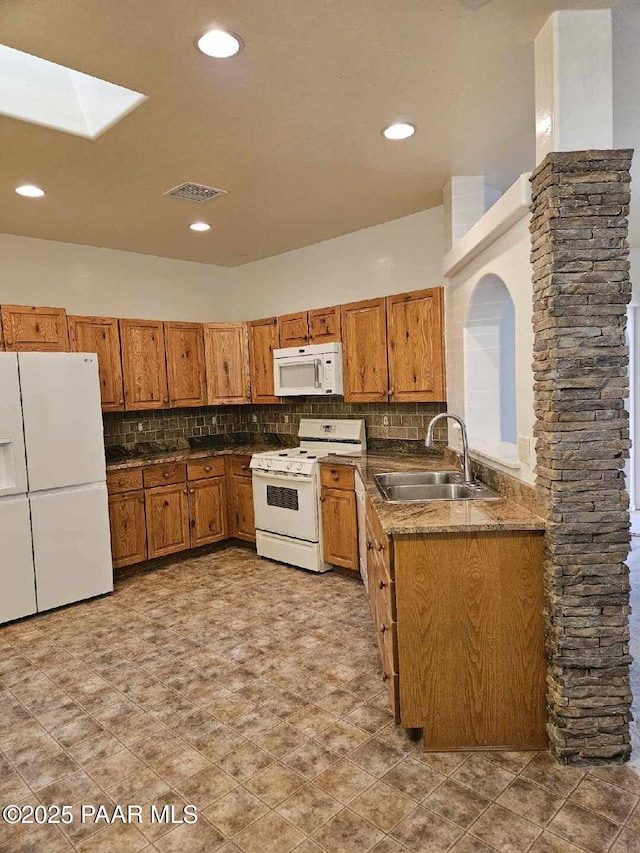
[518,435,531,465]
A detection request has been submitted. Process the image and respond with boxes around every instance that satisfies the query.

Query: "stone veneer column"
[530,149,634,764]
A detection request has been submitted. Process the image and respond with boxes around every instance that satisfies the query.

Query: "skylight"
[0,45,147,139]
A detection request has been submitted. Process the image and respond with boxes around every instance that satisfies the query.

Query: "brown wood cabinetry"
[145,483,190,559]
[108,490,147,568]
[165,322,206,408]
[340,298,388,402]
[119,319,168,410]
[227,455,256,542]
[320,464,358,571]
[279,312,309,347]
[0,315,5,351]
[308,305,340,343]
[68,315,124,412]
[189,476,228,546]
[393,531,546,750]
[386,288,445,402]
[249,318,280,403]
[204,322,251,404]
[106,468,143,494]
[1,305,69,352]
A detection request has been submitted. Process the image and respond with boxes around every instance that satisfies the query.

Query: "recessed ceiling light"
[189,221,211,232]
[382,122,416,140]
[15,184,45,197]
[197,29,243,58]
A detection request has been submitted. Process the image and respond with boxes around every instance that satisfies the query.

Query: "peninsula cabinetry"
[362,496,547,751]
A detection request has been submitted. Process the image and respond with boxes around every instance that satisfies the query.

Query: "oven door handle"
[251,469,311,481]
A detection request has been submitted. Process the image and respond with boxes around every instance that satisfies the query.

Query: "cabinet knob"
[183,489,188,495]
[366,540,373,551]
[379,580,387,590]
[205,465,212,472]
[380,623,387,634]
[163,472,169,478]
[376,542,385,552]
[189,489,194,494]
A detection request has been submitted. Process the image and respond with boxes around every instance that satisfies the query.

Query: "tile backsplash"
[103,399,448,450]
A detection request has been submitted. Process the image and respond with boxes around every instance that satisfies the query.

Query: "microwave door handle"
[314,358,321,388]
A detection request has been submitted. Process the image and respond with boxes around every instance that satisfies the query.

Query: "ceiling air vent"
[163,182,228,203]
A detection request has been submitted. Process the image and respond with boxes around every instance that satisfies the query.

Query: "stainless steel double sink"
[374,470,500,503]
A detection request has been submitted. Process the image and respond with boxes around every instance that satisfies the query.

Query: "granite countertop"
[105,436,292,472]
[320,450,546,535]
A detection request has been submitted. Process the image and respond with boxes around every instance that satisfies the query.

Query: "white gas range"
[250,419,366,573]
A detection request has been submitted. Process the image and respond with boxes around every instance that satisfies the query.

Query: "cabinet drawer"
[143,463,186,488]
[187,457,225,481]
[230,455,252,478]
[320,464,355,490]
[107,468,143,494]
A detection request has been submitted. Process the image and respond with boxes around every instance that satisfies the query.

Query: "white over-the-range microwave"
[273,342,343,396]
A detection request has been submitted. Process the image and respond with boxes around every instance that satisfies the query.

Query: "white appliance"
[0,352,113,624]
[274,342,343,397]
[250,418,365,572]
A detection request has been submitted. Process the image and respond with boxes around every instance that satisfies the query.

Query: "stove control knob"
[287,462,293,470]
[295,462,303,471]
[266,459,272,468]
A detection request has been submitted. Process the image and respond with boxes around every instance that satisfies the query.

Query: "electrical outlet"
[383,415,389,427]
[518,435,531,465]
[252,414,258,423]
[284,415,289,423]
[137,422,143,432]
[211,415,217,426]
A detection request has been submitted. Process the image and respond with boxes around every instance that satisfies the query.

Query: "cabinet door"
[249,317,280,403]
[119,319,169,411]
[0,314,5,351]
[145,483,190,559]
[321,487,358,570]
[387,288,445,402]
[340,298,388,402]
[228,459,255,543]
[189,476,228,547]
[165,322,206,407]
[68,316,125,412]
[1,305,69,352]
[279,312,309,347]
[308,306,341,344]
[108,490,147,568]
[204,322,251,404]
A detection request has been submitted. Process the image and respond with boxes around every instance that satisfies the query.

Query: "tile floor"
[1,543,639,853]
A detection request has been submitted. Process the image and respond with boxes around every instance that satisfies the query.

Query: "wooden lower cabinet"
[228,456,256,543]
[321,488,358,570]
[145,483,190,559]
[108,490,147,568]
[320,464,358,570]
[362,487,547,752]
[189,476,228,547]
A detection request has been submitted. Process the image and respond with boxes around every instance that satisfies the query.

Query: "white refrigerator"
[0,352,113,624]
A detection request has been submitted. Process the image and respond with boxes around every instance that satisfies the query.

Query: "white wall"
[228,208,445,319]
[0,209,445,322]
[445,213,535,484]
[0,233,233,321]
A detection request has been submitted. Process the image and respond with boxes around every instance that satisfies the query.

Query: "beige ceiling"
[0,0,623,267]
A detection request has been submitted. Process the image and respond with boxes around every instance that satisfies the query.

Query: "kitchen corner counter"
[320,450,546,535]
[105,441,286,472]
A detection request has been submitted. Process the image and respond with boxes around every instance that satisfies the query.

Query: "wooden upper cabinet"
[68,316,124,412]
[204,322,250,405]
[1,305,69,352]
[386,287,446,402]
[165,322,206,408]
[0,313,4,351]
[119,319,168,411]
[308,305,341,344]
[279,312,309,348]
[340,298,389,403]
[249,317,280,403]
